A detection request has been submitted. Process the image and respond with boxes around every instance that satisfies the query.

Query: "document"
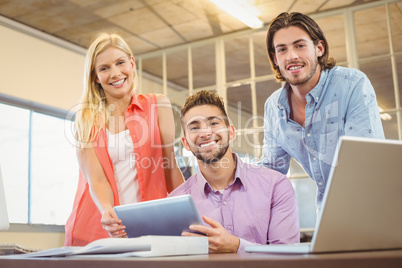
[4,236,208,258]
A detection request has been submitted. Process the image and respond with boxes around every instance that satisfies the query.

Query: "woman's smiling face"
[94,46,135,102]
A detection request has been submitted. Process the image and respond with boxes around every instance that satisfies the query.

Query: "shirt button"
[223,201,227,206]
[227,226,232,230]
[316,97,319,101]
[313,157,317,161]
[318,182,323,186]
[307,133,311,137]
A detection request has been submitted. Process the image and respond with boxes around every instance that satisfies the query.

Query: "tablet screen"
[114,194,203,238]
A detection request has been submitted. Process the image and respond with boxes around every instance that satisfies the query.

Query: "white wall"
[0,24,177,111]
[0,25,85,111]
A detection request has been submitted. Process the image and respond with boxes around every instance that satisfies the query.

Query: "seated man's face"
[182,105,234,164]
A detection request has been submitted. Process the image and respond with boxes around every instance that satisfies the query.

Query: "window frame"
[0,92,73,232]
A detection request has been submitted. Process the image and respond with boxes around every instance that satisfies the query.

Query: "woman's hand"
[100,207,127,238]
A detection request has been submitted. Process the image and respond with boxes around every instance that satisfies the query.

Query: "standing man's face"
[272,26,324,87]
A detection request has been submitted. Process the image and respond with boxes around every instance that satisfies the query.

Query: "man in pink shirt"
[168,90,300,253]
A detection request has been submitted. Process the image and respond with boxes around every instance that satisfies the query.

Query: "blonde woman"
[65,33,184,246]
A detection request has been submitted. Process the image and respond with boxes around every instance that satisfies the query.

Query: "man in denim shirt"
[261,12,385,209]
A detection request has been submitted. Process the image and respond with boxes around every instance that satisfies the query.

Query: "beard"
[282,55,319,86]
[192,141,230,164]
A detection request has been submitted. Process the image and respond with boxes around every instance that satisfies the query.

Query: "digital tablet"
[114,194,203,238]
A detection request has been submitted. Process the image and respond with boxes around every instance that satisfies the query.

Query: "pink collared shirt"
[168,154,300,252]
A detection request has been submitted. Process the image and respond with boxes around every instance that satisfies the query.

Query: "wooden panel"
[108,6,166,34]
[92,0,145,18]
[173,19,217,41]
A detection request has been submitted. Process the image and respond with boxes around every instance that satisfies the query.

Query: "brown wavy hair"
[266,12,336,82]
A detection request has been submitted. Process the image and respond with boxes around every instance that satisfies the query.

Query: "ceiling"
[0,0,401,138]
[0,0,386,54]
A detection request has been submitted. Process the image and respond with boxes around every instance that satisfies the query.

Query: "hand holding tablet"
[114,195,203,238]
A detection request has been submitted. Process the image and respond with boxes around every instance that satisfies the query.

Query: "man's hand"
[100,207,127,238]
[182,215,240,253]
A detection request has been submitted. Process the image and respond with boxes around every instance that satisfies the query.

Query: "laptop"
[0,164,9,231]
[245,136,402,254]
[114,194,203,238]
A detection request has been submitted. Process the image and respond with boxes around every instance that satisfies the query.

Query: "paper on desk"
[6,237,151,258]
[5,236,208,258]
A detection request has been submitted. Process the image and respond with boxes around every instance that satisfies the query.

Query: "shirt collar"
[277,69,328,108]
[127,92,144,112]
[195,153,246,195]
[308,69,327,103]
[278,83,291,111]
[233,153,247,190]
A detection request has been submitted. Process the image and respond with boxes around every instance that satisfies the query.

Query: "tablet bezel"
[114,194,203,238]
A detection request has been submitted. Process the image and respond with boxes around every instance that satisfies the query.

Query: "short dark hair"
[266,12,336,82]
[181,90,229,131]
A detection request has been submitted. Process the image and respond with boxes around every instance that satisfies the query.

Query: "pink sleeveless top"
[64,93,167,246]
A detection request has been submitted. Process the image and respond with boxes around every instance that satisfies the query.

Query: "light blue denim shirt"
[261,66,385,207]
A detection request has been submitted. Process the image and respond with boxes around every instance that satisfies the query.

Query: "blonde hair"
[75,33,138,148]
